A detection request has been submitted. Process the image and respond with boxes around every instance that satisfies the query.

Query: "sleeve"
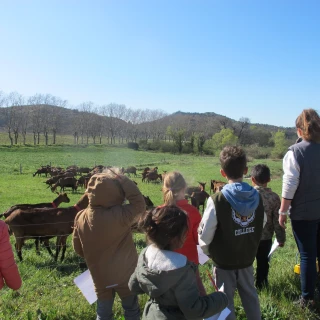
[273,194,286,243]
[174,267,228,319]
[198,197,218,255]
[282,150,300,199]
[120,177,146,227]
[72,213,84,258]
[128,269,145,295]
[0,223,22,290]
[192,208,202,245]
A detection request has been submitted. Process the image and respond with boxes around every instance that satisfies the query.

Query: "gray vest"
[289,140,320,220]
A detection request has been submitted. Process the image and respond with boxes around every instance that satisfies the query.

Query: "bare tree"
[89,110,102,144]
[51,97,67,144]
[95,106,106,144]
[29,94,44,145]
[77,102,94,144]
[0,91,5,107]
[235,117,251,144]
[101,103,126,144]
[139,109,154,141]
[21,108,29,145]
[71,109,80,144]
[149,110,167,141]
[40,105,50,145]
[119,108,133,143]
[216,115,235,131]
[127,108,142,142]
[10,93,24,144]
[3,92,25,145]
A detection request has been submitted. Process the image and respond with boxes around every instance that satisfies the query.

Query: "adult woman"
[279,109,320,307]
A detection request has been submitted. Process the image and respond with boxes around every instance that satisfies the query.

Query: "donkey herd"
[1,164,226,263]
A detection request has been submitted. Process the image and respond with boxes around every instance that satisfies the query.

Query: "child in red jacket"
[0,220,22,290]
[162,171,206,295]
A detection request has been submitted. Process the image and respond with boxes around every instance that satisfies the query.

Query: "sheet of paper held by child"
[268,238,279,259]
[197,245,210,265]
[204,307,231,320]
[74,269,118,304]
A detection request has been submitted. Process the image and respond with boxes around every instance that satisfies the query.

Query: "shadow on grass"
[268,273,301,301]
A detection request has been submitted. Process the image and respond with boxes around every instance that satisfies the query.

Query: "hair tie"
[169,188,173,191]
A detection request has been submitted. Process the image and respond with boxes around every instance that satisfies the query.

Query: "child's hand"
[278,243,285,247]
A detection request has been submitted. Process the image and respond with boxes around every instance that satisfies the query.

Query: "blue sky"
[0,0,319,127]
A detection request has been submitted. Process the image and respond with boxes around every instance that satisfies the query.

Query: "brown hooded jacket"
[72,173,145,300]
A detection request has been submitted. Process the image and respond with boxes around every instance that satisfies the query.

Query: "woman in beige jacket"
[73,169,145,320]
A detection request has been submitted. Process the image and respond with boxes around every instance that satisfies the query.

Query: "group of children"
[0,145,285,320]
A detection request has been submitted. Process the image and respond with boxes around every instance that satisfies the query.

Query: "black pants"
[255,239,272,289]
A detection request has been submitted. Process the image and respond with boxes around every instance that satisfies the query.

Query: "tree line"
[0,91,295,158]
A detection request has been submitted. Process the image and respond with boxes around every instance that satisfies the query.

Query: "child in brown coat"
[73,168,146,320]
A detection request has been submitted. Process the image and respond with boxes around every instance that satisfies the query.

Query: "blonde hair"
[295,109,320,143]
[163,171,187,205]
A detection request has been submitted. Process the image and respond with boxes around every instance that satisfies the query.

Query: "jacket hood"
[134,247,193,298]
[221,182,259,216]
[86,173,125,208]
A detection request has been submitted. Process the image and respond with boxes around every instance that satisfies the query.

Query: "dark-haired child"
[251,164,286,289]
[129,205,228,320]
[198,146,266,320]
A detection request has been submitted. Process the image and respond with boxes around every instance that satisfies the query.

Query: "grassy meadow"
[0,144,316,319]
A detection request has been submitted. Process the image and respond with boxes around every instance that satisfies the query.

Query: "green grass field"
[0,145,316,319]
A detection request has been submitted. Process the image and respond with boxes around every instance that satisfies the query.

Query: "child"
[198,146,266,320]
[0,220,22,291]
[129,205,228,320]
[73,168,146,320]
[162,171,206,295]
[251,164,286,289]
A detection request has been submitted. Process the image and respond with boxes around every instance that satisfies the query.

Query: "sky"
[0,0,319,127]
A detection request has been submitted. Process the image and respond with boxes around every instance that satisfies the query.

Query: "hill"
[0,105,296,143]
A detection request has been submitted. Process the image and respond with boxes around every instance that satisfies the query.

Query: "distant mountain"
[0,105,296,140]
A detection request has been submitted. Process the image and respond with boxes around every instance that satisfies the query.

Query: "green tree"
[212,128,238,151]
[166,126,185,153]
[271,130,289,158]
[193,133,206,154]
[203,128,238,155]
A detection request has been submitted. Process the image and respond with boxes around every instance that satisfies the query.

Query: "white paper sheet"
[74,269,97,304]
[197,245,210,265]
[204,307,231,320]
[268,238,279,259]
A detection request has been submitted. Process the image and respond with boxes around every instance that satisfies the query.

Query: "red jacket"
[174,199,202,264]
[0,221,22,290]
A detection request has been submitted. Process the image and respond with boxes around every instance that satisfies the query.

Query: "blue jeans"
[291,219,320,300]
[96,294,140,320]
